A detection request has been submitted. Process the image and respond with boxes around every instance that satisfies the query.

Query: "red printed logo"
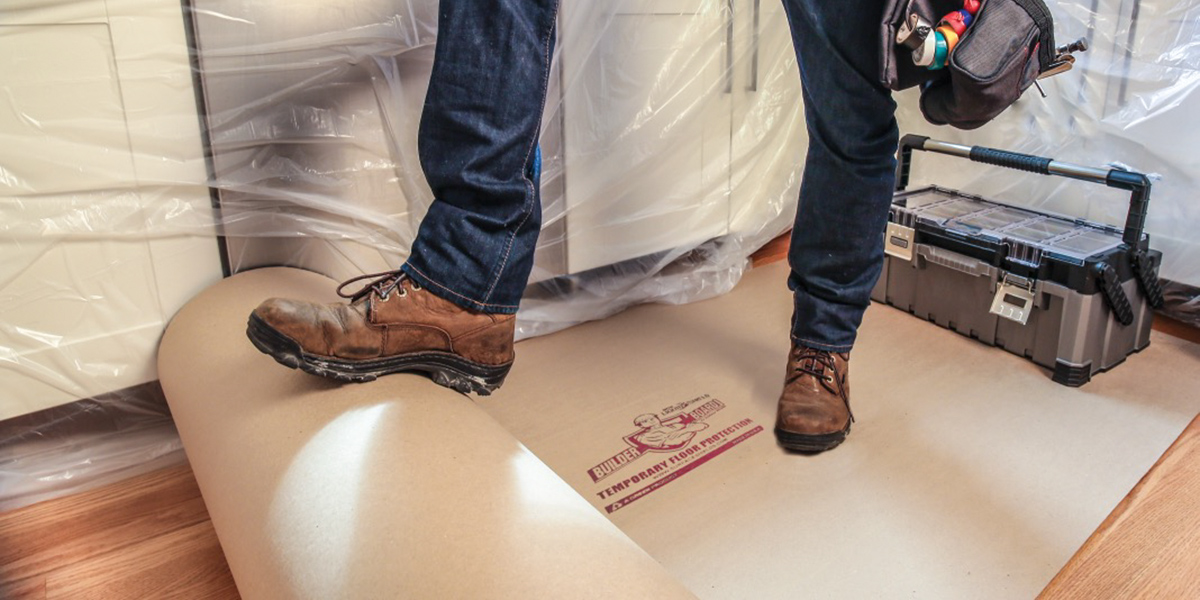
[585,394,763,513]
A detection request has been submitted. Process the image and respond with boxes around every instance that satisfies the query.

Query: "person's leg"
[775,0,898,451]
[784,0,898,348]
[247,0,560,393]
[402,0,561,314]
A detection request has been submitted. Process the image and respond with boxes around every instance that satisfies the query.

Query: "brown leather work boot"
[246,270,514,395]
[774,344,855,453]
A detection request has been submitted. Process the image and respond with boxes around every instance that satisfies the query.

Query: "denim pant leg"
[780,0,899,352]
[401,0,560,315]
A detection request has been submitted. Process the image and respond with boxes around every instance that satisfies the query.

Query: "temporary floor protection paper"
[160,262,1200,599]
[477,262,1199,599]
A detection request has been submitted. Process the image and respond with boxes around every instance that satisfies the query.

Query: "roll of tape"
[913,29,938,67]
[937,26,960,53]
[959,9,974,28]
[896,13,933,50]
[928,31,949,70]
[939,11,968,36]
[963,0,981,15]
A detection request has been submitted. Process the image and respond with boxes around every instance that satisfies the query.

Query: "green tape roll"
[928,31,949,70]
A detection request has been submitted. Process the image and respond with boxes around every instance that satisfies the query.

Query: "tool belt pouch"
[879,0,1055,129]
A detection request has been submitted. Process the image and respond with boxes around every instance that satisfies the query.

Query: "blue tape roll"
[959,10,973,28]
[928,31,949,70]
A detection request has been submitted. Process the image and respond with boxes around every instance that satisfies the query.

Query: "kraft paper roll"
[159,267,695,600]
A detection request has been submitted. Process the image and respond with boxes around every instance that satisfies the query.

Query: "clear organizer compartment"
[892,186,1125,262]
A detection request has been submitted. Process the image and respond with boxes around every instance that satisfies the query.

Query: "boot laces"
[336,269,421,303]
[789,348,836,383]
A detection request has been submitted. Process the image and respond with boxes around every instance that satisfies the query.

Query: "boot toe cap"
[252,298,321,346]
[254,297,303,322]
[776,408,849,436]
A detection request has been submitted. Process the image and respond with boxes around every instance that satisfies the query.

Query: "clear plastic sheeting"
[0,384,185,512]
[191,0,809,339]
[1162,281,1200,328]
[1,0,1198,507]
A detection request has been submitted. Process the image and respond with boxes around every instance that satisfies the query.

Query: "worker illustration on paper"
[625,413,710,453]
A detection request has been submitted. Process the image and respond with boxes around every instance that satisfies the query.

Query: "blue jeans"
[402,0,898,352]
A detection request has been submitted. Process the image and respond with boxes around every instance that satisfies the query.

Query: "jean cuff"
[400,263,521,315]
[789,334,854,353]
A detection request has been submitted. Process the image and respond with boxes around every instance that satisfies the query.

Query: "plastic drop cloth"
[1,0,1197,509]
[193,0,808,339]
[0,384,185,512]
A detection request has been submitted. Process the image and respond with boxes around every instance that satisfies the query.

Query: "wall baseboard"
[0,381,186,513]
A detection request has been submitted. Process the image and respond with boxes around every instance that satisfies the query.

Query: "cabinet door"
[0,1,220,418]
[558,0,732,274]
[729,0,806,235]
[188,0,436,282]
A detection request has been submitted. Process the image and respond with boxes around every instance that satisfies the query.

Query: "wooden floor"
[1,233,1197,600]
[1040,414,1200,598]
[0,464,239,600]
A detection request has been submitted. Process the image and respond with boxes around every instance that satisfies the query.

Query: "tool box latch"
[990,273,1037,325]
[885,222,916,262]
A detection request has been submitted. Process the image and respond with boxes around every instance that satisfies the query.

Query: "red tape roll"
[939,11,968,36]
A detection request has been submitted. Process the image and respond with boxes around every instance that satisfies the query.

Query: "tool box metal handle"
[895,134,1151,249]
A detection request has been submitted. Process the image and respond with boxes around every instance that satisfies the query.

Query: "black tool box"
[871,135,1165,386]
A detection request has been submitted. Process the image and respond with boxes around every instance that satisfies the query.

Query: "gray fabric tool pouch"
[880,0,1056,129]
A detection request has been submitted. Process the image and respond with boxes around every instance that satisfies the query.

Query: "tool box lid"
[894,186,1125,263]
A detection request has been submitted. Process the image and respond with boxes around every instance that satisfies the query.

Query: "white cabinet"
[187,0,439,281]
[556,0,732,274]
[539,0,805,276]
[0,0,222,419]
[0,0,805,419]
[729,0,805,233]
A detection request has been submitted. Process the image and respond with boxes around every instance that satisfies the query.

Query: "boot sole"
[246,313,511,395]
[774,425,851,454]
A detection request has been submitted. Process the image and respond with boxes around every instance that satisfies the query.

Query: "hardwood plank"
[751,231,790,267]
[1152,314,1200,345]
[44,519,239,600]
[0,464,207,583]
[0,575,47,600]
[1040,414,1200,599]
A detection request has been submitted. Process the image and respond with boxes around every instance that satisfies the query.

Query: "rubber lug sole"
[774,425,851,454]
[246,313,510,396]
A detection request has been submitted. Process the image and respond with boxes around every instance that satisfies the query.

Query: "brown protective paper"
[477,262,1200,599]
[158,268,696,600]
